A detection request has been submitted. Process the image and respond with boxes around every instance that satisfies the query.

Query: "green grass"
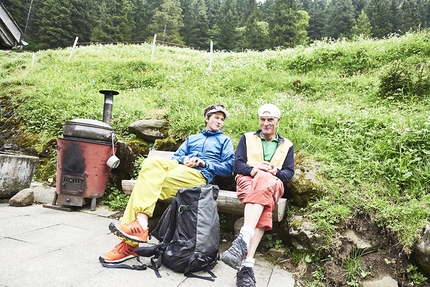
[1,31,430,252]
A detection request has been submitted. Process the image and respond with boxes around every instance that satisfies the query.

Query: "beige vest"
[244,132,293,169]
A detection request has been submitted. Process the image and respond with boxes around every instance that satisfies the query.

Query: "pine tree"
[69,0,94,44]
[351,10,372,39]
[399,0,421,34]
[351,0,368,19]
[132,0,165,42]
[31,0,74,49]
[306,0,326,41]
[242,8,270,51]
[268,0,309,48]
[418,0,430,28]
[324,0,355,39]
[213,0,238,50]
[91,0,135,43]
[365,0,394,38]
[185,0,210,49]
[237,0,258,27]
[147,0,185,45]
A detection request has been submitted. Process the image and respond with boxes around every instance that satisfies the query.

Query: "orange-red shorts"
[236,171,284,230]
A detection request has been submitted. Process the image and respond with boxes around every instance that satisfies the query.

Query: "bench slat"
[121,179,286,221]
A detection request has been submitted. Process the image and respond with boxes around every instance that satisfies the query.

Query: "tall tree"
[351,9,372,38]
[268,0,309,48]
[365,0,394,38]
[237,0,257,27]
[241,7,270,51]
[306,0,326,41]
[132,0,164,42]
[205,0,221,27]
[69,0,94,44]
[184,0,210,49]
[324,0,355,39]
[351,0,368,18]
[417,0,430,28]
[213,0,238,50]
[399,0,421,33]
[147,0,185,45]
[91,0,135,43]
[31,0,74,49]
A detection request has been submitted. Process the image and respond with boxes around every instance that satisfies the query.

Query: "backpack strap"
[145,197,179,279]
[101,256,147,270]
[184,270,216,282]
[161,197,178,245]
[183,255,218,281]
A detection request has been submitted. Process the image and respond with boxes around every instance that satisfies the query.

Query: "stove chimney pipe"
[99,90,119,125]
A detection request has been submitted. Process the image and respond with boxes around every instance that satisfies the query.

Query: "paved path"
[0,183,295,287]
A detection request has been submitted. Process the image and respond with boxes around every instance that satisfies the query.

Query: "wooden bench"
[121,150,287,222]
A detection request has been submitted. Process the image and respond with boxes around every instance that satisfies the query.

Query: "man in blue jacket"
[100,104,234,264]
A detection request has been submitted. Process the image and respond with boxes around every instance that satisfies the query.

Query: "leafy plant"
[343,249,370,287]
[101,187,129,211]
[264,233,284,249]
[406,264,428,287]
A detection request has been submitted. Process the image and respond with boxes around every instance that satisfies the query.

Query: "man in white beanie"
[221,104,295,287]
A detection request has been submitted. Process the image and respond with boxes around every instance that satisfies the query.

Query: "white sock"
[241,257,255,268]
[240,226,255,247]
[136,214,148,229]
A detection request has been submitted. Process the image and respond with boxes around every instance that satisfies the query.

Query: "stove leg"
[52,192,58,205]
[90,197,97,211]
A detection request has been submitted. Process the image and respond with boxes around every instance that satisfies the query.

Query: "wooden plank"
[121,149,286,221]
[147,149,175,159]
[121,179,286,221]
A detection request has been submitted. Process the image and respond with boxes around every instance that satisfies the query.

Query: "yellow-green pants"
[121,156,206,225]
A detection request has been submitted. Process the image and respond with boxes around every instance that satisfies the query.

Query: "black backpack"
[104,184,220,281]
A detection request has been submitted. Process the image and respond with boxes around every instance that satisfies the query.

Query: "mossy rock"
[153,137,180,151]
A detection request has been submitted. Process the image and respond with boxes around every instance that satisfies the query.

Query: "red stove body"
[53,119,117,210]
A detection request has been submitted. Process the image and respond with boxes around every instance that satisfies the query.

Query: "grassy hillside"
[1,32,429,254]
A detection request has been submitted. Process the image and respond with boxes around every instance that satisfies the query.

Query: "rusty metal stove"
[47,90,119,211]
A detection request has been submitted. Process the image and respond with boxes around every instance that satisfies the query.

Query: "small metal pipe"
[99,90,119,125]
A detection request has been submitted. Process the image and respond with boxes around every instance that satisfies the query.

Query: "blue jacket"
[172,129,235,184]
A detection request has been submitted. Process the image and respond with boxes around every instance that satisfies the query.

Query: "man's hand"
[184,156,205,168]
[250,161,277,176]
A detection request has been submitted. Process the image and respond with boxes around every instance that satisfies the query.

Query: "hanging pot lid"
[63,118,115,141]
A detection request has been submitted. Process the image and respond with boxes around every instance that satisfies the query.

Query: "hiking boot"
[109,218,149,243]
[99,241,137,264]
[220,233,248,270]
[236,266,256,287]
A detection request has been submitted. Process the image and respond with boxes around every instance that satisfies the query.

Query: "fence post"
[208,40,213,73]
[151,34,157,60]
[68,37,79,61]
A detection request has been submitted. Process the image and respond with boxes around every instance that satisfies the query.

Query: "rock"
[362,276,398,287]
[9,188,34,206]
[128,119,168,142]
[268,248,285,258]
[344,229,373,250]
[413,222,430,274]
[234,217,244,235]
[285,168,321,208]
[287,215,323,252]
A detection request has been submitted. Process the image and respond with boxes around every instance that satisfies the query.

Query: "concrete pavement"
[0,182,295,287]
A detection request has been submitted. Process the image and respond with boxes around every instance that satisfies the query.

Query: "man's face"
[206,111,225,131]
[259,115,280,137]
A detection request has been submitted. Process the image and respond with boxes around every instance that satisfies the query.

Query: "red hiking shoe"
[109,218,149,243]
[99,241,137,263]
